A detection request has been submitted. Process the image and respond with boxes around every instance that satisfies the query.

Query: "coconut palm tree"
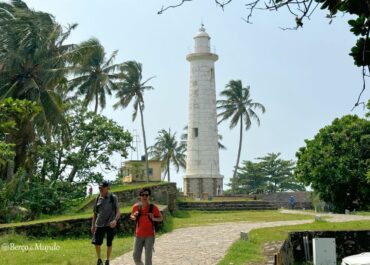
[0,0,75,132]
[113,61,154,182]
[69,38,125,113]
[217,80,265,194]
[0,0,77,173]
[149,129,186,182]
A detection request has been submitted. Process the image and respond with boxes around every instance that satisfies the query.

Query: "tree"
[36,100,133,183]
[257,153,305,192]
[113,61,155,182]
[0,98,41,178]
[149,129,186,182]
[296,115,370,212]
[157,0,370,106]
[236,160,267,194]
[0,0,74,135]
[234,153,305,194]
[217,80,265,194]
[69,38,125,113]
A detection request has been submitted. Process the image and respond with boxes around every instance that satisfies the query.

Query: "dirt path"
[111,211,370,265]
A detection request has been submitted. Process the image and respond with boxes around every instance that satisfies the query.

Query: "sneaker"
[105,260,110,265]
[97,259,103,265]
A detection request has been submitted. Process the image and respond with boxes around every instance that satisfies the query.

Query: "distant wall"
[0,207,169,238]
[81,182,177,212]
[257,192,313,209]
[217,192,313,209]
[276,230,370,264]
[177,201,277,211]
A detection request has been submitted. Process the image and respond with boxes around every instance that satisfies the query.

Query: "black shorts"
[92,226,116,246]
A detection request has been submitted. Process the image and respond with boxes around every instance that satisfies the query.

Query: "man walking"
[91,180,121,265]
[130,187,163,265]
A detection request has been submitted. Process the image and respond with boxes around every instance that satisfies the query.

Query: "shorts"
[91,226,116,246]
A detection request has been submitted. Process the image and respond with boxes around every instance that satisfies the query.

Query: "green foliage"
[317,0,370,67]
[36,100,132,183]
[149,129,186,182]
[234,153,305,194]
[69,38,125,113]
[235,160,267,194]
[296,115,370,212]
[0,98,40,174]
[113,60,155,182]
[217,80,265,193]
[218,219,370,265]
[0,1,138,221]
[0,168,86,222]
[0,0,74,131]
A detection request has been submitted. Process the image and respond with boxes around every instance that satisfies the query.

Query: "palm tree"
[113,61,154,182]
[0,0,76,172]
[69,38,125,113]
[217,80,266,194]
[149,129,186,182]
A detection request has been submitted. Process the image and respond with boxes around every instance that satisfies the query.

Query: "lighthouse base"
[183,175,223,198]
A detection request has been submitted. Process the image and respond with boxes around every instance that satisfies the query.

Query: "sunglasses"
[140,194,149,197]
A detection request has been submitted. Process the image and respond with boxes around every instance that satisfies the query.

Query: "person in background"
[130,187,163,265]
[91,180,120,265]
[289,195,295,209]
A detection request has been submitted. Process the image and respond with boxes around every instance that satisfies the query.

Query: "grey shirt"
[93,193,120,227]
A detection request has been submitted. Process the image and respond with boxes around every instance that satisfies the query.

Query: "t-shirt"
[93,193,119,227]
[131,203,161,237]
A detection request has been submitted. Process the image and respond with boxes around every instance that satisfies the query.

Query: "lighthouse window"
[193,128,199,138]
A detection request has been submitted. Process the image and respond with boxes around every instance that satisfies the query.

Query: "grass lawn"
[0,181,167,229]
[167,210,315,230]
[218,219,370,265]
[0,233,134,265]
[355,211,370,216]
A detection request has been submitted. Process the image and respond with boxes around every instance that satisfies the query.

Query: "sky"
[23,0,370,190]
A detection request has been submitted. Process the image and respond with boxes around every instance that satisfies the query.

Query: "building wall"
[184,177,223,198]
[184,27,224,197]
[122,160,162,182]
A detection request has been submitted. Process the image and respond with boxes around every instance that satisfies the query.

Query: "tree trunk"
[138,102,149,183]
[68,166,78,182]
[167,159,170,182]
[94,92,99,113]
[232,116,243,195]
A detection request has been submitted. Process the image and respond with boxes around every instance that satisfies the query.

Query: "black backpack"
[95,193,118,221]
[135,203,161,233]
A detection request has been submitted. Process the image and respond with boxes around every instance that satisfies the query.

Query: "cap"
[99,180,109,188]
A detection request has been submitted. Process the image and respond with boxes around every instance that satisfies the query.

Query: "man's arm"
[91,213,97,233]
[110,196,121,228]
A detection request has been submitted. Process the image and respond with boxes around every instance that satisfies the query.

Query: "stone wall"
[275,230,370,264]
[177,201,277,211]
[218,192,313,209]
[0,207,168,238]
[184,177,223,198]
[257,192,313,209]
[80,182,177,212]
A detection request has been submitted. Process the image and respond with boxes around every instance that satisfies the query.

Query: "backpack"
[135,203,162,233]
[94,193,118,222]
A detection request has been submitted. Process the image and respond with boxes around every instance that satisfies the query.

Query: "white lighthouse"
[184,25,223,198]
